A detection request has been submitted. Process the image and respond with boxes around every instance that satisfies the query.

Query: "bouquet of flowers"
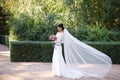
[49,34,57,41]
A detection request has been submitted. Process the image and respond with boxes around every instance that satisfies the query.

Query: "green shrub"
[10,41,120,64]
[77,25,120,42]
[39,42,53,62]
[0,35,9,46]
[10,41,52,62]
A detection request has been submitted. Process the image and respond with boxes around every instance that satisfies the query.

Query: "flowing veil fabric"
[63,29,112,78]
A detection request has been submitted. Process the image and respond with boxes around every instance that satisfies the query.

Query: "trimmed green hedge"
[10,41,120,64]
[10,41,53,62]
[0,35,9,46]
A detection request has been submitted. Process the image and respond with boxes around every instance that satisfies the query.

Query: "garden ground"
[0,44,120,80]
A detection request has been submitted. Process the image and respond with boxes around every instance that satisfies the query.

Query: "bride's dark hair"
[58,23,64,30]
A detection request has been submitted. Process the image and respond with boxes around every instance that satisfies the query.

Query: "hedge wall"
[0,35,9,46]
[10,41,120,64]
[10,41,53,62]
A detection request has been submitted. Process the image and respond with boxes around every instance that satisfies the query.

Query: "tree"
[1,0,119,41]
[80,0,120,31]
[0,3,9,35]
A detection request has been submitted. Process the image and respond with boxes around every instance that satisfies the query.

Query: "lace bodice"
[54,32,64,43]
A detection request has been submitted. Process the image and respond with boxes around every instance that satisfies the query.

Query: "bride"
[50,23,112,79]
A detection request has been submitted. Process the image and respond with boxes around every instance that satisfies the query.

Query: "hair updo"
[58,23,64,30]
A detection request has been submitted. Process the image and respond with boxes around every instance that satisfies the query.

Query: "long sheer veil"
[64,29,112,78]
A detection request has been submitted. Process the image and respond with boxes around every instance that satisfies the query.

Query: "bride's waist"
[54,43,61,46]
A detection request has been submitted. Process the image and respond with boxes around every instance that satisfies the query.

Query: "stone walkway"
[0,44,120,80]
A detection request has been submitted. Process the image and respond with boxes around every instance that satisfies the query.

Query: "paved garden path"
[0,44,120,80]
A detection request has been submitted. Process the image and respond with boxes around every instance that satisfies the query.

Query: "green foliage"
[6,0,61,41]
[0,35,9,46]
[2,0,120,41]
[81,0,120,30]
[40,42,53,62]
[10,41,53,62]
[77,25,120,41]
[10,41,120,64]
[0,5,9,35]
[103,0,120,29]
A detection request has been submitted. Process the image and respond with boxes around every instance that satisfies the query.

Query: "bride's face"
[58,27,63,32]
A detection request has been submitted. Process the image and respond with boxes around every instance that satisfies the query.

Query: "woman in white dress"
[51,24,64,77]
[50,23,112,79]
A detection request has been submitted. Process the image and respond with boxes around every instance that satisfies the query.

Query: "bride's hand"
[51,41,55,44]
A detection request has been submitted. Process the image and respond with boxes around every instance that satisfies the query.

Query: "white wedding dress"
[52,29,112,79]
